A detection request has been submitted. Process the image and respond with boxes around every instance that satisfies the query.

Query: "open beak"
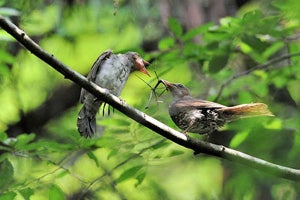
[135,57,151,77]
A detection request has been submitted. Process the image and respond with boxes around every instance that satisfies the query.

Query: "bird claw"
[181,130,189,136]
[119,98,126,105]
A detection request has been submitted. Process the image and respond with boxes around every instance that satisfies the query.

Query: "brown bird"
[161,80,273,135]
[77,50,150,137]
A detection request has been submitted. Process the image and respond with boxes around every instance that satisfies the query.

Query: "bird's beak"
[135,57,151,77]
[161,80,173,90]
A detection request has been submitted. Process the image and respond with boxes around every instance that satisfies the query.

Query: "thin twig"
[1,15,300,181]
[214,52,300,101]
[136,73,166,109]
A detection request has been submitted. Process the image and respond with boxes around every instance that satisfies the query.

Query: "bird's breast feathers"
[94,55,131,95]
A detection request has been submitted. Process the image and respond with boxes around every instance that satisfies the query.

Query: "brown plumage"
[162,80,273,135]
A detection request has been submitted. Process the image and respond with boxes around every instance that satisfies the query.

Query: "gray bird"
[161,80,273,135]
[77,50,150,137]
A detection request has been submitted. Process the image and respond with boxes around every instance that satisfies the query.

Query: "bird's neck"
[173,95,193,101]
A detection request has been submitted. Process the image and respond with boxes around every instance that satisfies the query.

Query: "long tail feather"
[77,106,96,138]
[220,103,274,120]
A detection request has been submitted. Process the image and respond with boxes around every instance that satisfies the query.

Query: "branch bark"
[1,15,300,181]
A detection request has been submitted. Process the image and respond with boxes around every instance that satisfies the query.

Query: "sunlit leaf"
[49,184,64,200]
[262,42,284,59]
[15,133,36,148]
[182,22,213,41]
[95,136,122,148]
[264,118,282,130]
[287,80,300,103]
[116,165,143,184]
[230,130,250,148]
[158,37,175,50]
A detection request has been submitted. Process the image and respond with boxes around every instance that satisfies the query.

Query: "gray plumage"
[77,50,150,137]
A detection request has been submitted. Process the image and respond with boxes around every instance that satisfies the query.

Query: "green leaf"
[0,159,14,189]
[262,42,284,59]
[107,148,119,160]
[168,18,183,37]
[158,37,175,50]
[287,80,300,103]
[0,65,10,79]
[208,53,229,73]
[230,130,250,148]
[135,171,146,187]
[0,48,14,64]
[241,34,268,53]
[264,118,282,130]
[49,184,65,200]
[182,22,213,41]
[116,165,143,184]
[87,151,99,167]
[15,133,36,148]
[242,10,264,24]
[0,191,17,200]
[150,140,169,150]
[167,149,185,157]
[0,132,7,141]
[19,188,34,200]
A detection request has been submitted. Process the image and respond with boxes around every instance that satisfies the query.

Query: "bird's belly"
[170,109,226,134]
[95,61,130,96]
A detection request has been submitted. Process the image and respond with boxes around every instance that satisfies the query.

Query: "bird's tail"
[77,105,97,138]
[221,103,274,120]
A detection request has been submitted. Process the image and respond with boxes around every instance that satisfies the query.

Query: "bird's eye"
[177,84,184,88]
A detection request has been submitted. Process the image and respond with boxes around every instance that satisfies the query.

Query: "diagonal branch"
[1,15,300,181]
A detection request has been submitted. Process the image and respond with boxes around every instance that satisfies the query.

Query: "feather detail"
[220,103,274,120]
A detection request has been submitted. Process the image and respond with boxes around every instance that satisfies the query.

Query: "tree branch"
[1,15,300,181]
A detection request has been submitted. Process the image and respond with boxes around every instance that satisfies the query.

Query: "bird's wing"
[80,49,113,103]
[175,98,226,109]
[87,49,113,82]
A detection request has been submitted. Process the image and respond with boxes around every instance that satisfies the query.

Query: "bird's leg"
[181,119,196,136]
[202,133,210,141]
[102,102,107,116]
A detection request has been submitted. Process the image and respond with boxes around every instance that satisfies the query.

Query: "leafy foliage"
[1,0,300,199]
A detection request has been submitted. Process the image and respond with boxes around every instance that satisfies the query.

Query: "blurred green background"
[1,0,300,199]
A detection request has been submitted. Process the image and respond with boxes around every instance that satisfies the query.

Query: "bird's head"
[126,52,150,76]
[161,80,191,99]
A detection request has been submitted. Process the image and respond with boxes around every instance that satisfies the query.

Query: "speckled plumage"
[162,80,273,135]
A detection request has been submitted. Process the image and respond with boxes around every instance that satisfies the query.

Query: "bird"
[161,80,273,135]
[77,50,150,138]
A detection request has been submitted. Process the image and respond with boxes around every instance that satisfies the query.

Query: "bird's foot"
[119,98,126,105]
